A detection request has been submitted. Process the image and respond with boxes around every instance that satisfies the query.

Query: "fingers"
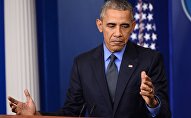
[8,89,30,115]
[8,96,19,114]
[24,89,31,102]
[141,71,151,82]
[140,90,154,98]
[142,80,152,88]
[9,102,18,113]
[8,96,19,105]
[140,71,154,97]
[9,102,16,108]
[140,82,153,92]
[8,89,33,115]
[12,106,17,113]
[140,71,159,107]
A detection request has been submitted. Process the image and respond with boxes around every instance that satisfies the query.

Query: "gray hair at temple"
[100,0,134,21]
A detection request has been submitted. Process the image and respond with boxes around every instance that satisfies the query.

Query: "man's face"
[96,9,136,52]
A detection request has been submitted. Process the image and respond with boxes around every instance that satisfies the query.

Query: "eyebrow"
[106,23,116,25]
[121,23,130,25]
[106,22,130,25]
[106,22,131,27]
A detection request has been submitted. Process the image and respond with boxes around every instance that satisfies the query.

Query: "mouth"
[110,40,124,45]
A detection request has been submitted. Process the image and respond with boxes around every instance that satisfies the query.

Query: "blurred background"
[0,0,191,118]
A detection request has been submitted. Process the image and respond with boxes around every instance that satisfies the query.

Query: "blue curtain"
[0,0,6,114]
[35,0,60,112]
[170,0,191,117]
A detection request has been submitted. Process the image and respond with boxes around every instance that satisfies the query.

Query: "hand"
[8,89,36,115]
[140,71,159,108]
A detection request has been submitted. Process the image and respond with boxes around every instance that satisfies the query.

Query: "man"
[8,0,171,118]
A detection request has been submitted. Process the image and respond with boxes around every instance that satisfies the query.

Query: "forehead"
[103,9,132,23]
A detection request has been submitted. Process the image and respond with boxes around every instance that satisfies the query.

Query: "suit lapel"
[91,44,113,111]
[113,42,138,116]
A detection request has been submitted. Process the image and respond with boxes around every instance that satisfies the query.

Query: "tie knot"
[110,54,116,63]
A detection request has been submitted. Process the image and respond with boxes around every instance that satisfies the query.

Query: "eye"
[107,25,115,28]
[121,24,130,28]
[107,23,116,28]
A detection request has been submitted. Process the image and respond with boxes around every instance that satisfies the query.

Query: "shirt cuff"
[146,96,161,117]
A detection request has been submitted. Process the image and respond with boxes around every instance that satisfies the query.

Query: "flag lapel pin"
[128,64,133,68]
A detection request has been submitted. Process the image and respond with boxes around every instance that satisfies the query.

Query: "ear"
[96,19,103,32]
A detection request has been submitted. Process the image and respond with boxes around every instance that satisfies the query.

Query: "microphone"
[79,103,87,117]
[89,105,95,116]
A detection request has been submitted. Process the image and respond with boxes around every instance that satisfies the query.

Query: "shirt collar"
[103,43,126,61]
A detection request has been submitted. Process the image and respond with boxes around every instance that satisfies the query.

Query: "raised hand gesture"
[140,71,159,108]
[8,89,36,115]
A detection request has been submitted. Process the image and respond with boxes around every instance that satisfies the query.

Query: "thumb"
[141,71,146,82]
[24,89,31,102]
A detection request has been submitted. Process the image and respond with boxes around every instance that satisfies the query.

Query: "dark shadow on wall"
[35,0,60,112]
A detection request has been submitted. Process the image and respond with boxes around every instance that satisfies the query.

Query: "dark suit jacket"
[43,41,171,118]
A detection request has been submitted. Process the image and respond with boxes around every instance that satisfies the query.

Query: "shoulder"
[126,42,163,68]
[130,41,161,59]
[73,44,103,63]
[127,42,165,76]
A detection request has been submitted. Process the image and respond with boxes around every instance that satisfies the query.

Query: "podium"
[0,116,87,118]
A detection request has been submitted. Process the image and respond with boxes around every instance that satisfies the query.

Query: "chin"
[111,47,123,52]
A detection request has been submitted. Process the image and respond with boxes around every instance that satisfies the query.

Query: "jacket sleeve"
[147,52,171,118]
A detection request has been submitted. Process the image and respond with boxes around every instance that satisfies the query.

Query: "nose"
[114,27,122,37]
